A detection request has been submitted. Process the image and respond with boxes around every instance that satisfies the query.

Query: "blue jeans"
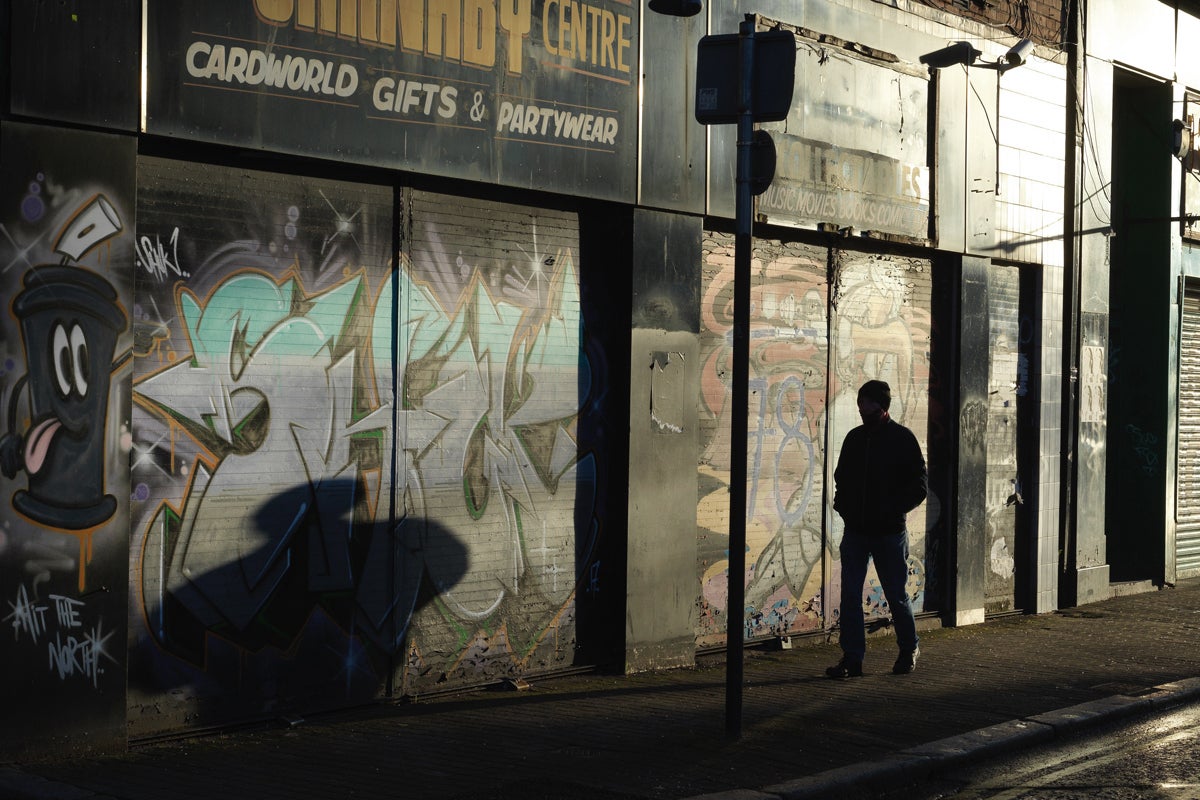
[838,529,918,662]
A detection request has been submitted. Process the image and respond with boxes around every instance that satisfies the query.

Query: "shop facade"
[0,0,1109,757]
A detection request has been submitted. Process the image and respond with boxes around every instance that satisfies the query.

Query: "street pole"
[725,12,756,742]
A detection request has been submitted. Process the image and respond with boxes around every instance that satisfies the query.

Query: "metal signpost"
[695,14,795,740]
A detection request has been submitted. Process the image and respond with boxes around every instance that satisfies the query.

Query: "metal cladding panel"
[0,121,136,758]
[955,255,990,616]
[638,9,706,214]
[964,67,998,256]
[756,51,929,239]
[631,208,702,332]
[984,264,1020,613]
[9,0,141,130]
[935,67,969,254]
[627,210,702,668]
[1076,310,1109,569]
[704,10,931,240]
[144,0,638,202]
[1178,287,1200,577]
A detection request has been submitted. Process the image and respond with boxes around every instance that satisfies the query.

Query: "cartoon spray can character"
[0,196,128,530]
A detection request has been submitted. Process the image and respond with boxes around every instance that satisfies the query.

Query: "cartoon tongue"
[24,418,62,475]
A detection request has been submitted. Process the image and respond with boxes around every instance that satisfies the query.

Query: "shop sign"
[708,27,930,239]
[145,0,638,201]
[758,134,929,237]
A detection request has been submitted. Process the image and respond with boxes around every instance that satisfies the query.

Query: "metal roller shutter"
[1178,286,1200,577]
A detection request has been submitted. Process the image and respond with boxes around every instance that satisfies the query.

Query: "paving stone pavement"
[5,579,1200,800]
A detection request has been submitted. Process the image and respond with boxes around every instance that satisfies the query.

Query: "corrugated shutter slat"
[1177,288,1200,575]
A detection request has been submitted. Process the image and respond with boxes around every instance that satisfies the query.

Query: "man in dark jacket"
[826,379,928,679]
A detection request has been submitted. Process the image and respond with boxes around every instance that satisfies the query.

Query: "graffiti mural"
[696,235,829,646]
[128,163,596,734]
[827,252,933,628]
[0,122,134,757]
[3,206,128,533]
[399,192,595,688]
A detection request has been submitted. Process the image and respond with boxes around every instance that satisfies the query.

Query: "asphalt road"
[880,698,1200,800]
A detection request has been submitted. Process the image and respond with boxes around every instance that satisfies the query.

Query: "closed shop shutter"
[130,156,396,736]
[1178,286,1200,577]
[404,191,587,688]
[694,232,831,647]
[828,251,934,622]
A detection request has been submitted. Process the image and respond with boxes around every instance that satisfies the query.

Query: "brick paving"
[5,579,1200,800]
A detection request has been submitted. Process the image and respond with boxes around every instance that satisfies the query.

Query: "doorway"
[1105,70,1172,583]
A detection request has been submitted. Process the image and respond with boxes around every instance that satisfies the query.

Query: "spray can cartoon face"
[11,266,126,529]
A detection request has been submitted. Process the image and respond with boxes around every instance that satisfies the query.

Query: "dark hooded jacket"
[832,416,928,536]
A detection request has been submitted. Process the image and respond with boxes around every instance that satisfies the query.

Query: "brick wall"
[910,0,1067,46]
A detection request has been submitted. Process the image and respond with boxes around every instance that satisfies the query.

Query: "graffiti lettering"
[127,179,597,705]
[6,584,114,688]
[6,584,50,644]
[774,376,814,527]
[697,243,832,646]
[50,594,84,628]
[135,203,592,674]
[1126,424,1160,475]
[47,621,115,688]
[135,228,186,281]
[138,270,393,634]
[698,243,932,646]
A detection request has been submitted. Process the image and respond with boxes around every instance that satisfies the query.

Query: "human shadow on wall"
[138,477,467,705]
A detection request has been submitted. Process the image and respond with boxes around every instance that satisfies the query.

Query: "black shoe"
[825,658,863,679]
[893,646,920,675]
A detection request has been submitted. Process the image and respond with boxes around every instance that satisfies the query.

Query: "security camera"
[1005,39,1035,67]
[919,41,981,69]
